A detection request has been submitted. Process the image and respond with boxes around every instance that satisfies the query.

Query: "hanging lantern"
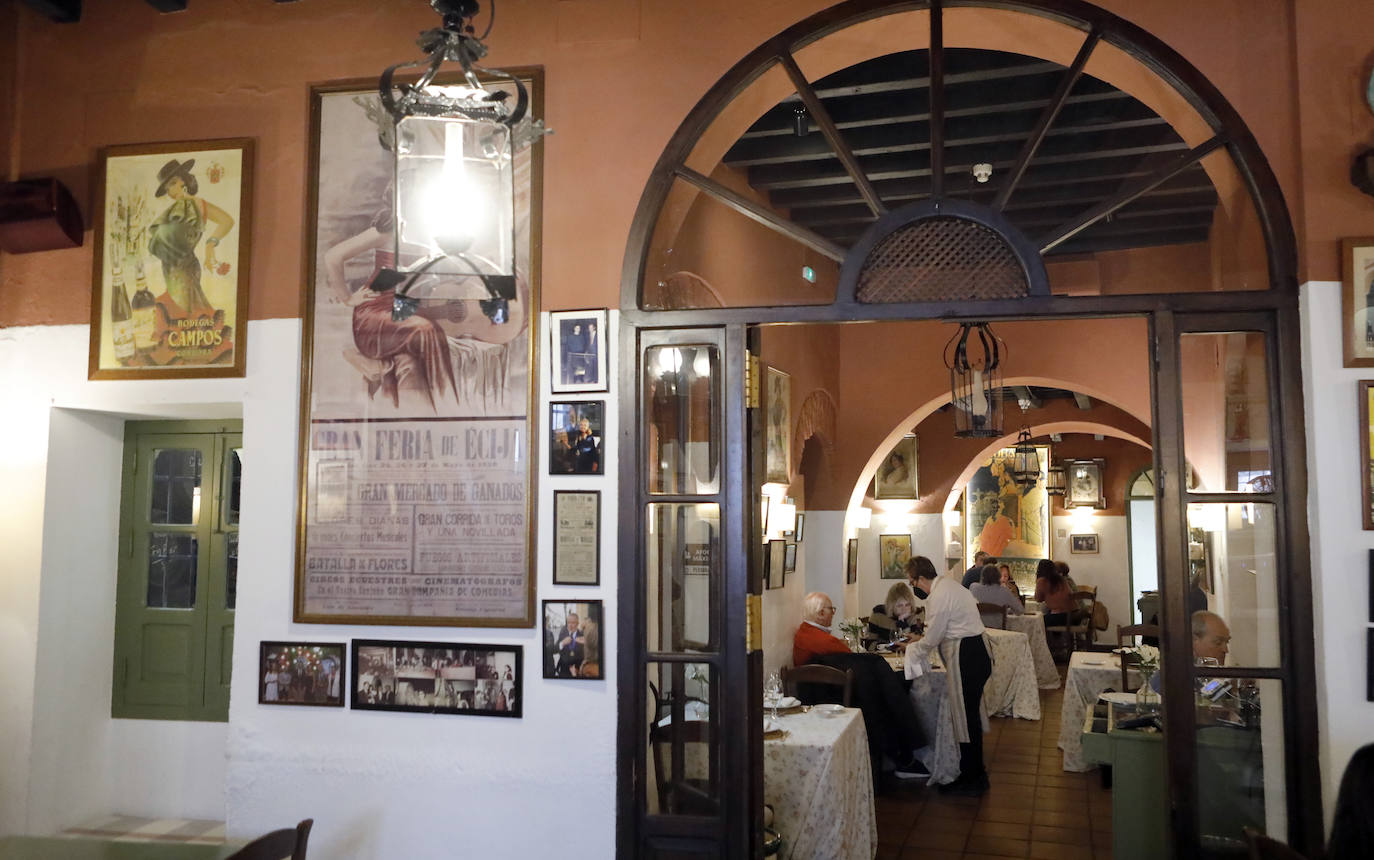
[943,322,1004,438]
[1046,460,1066,496]
[1012,427,1040,488]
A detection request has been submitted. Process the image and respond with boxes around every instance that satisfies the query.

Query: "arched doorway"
[616,3,1315,857]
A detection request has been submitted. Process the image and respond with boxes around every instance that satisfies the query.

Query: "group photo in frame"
[88,138,254,380]
[1343,238,1374,367]
[258,642,345,708]
[552,490,600,585]
[1064,458,1107,509]
[351,640,521,717]
[1070,533,1100,554]
[293,73,543,628]
[874,434,918,500]
[550,400,605,474]
[549,309,607,393]
[542,600,604,680]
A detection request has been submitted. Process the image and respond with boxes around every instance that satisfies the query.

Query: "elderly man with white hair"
[792,591,930,781]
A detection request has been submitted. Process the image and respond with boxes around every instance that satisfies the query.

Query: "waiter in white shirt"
[909,555,992,796]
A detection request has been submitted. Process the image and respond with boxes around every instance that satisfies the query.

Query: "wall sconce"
[771,502,797,536]
[1011,427,1039,488]
[374,0,549,322]
[850,506,872,530]
[944,322,1004,438]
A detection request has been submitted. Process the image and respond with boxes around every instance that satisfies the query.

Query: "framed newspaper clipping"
[294,72,544,626]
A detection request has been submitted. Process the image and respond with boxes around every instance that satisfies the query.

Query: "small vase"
[1136,674,1161,712]
[844,634,861,653]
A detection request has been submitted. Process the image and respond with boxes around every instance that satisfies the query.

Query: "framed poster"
[1363,382,1374,530]
[874,434,918,500]
[846,538,859,584]
[553,490,600,585]
[1343,238,1374,367]
[878,534,911,580]
[1064,458,1107,509]
[351,639,521,717]
[542,600,604,680]
[766,539,786,589]
[550,400,605,475]
[258,642,345,708]
[549,309,607,393]
[765,367,791,483]
[88,138,253,379]
[294,72,543,627]
[966,444,1049,571]
[1070,533,1099,554]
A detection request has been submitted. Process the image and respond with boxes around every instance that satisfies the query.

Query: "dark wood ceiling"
[723,49,1217,258]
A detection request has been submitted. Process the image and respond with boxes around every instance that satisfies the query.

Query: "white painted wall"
[1051,514,1130,643]
[1300,281,1374,826]
[850,513,943,617]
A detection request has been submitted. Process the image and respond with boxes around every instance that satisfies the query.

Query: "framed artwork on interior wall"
[258,642,345,708]
[552,490,600,585]
[1362,382,1374,530]
[542,600,604,680]
[794,512,805,542]
[1342,238,1374,367]
[965,444,1049,573]
[760,494,770,542]
[550,400,605,475]
[1368,629,1374,703]
[88,138,254,380]
[1064,458,1107,509]
[765,366,791,483]
[293,71,543,628]
[874,434,918,500]
[784,542,797,576]
[1069,533,1099,554]
[846,538,858,584]
[549,309,607,393]
[766,539,787,589]
[351,639,522,717]
[878,533,912,580]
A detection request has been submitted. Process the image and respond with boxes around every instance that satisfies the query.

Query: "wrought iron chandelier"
[943,322,1004,438]
[1046,460,1066,496]
[1011,426,1040,488]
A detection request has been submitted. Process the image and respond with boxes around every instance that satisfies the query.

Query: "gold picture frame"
[764,366,791,484]
[1344,238,1374,367]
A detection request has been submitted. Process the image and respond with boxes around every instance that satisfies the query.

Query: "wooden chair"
[227,819,312,860]
[649,716,715,815]
[1116,624,1160,692]
[1243,827,1307,860]
[976,602,1009,630]
[781,664,853,707]
[1045,590,1100,656]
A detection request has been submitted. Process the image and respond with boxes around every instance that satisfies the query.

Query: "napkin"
[906,654,931,680]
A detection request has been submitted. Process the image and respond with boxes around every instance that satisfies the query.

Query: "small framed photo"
[879,533,912,580]
[760,495,770,542]
[259,642,345,707]
[874,434,918,500]
[553,490,601,585]
[550,400,605,475]
[1343,238,1374,367]
[784,542,798,576]
[766,539,787,589]
[846,538,859,584]
[1362,382,1374,530]
[542,600,604,680]
[1070,533,1100,554]
[1064,458,1106,509]
[550,309,608,392]
[794,512,806,542]
[351,640,521,717]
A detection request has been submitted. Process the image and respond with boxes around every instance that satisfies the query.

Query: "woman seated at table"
[1034,558,1078,626]
[970,564,1024,626]
[998,563,1025,605]
[869,582,920,642]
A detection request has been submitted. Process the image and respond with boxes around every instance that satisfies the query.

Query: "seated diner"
[869,581,920,641]
[1034,558,1078,626]
[970,564,1024,627]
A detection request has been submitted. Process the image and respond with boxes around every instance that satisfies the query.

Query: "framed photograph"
[1368,629,1374,703]
[549,309,607,392]
[846,538,859,584]
[1070,533,1100,554]
[553,490,600,585]
[351,639,521,717]
[1064,458,1107,509]
[874,434,918,500]
[766,539,787,589]
[879,533,912,580]
[293,72,543,628]
[794,512,805,543]
[784,542,797,576]
[551,400,605,475]
[258,642,345,707]
[88,138,254,380]
[765,367,791,483]
[1368,549,1374,622]
[542,600,604,680]
[1363,382,1374,530]
[760,494,770,541]
[1343,238,1374,367]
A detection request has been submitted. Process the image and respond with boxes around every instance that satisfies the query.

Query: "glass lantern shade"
[1012,427,1040,487]
[945,323,1004,438]
[394,111,514,281]
[1046,462,1066,496]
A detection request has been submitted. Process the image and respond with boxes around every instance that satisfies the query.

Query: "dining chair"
[1045,590,1099,657]
[649,715,715,815]
[227,819,313,860]
[1116,623,1161,692]
[975,602,1008,630]
[781,664,853,707]
[1242,827,1307,860]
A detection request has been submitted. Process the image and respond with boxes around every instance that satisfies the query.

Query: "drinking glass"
[764,672,782,721]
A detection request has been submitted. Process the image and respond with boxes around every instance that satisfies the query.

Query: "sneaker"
[893,755,930,780]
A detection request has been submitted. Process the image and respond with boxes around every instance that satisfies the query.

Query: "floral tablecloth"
[764,707,877,860]
[906,668,961,786]
[983,628,1041,720]
[1058,650,1140,771]
[1004,612,1061,689]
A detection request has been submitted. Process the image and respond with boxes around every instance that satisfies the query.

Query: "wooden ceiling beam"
[18,0,81,22]
[673,166,847,261]
[144,0,187,11]
[928,0,946,198]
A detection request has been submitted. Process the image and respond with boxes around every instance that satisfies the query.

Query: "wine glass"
[764,672,782,722]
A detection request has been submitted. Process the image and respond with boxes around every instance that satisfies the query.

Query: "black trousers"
[956,635,992,780]
[813,652,926,764]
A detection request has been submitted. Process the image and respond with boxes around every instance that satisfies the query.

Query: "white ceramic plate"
[814,703,845,716]
[775,696,799,709]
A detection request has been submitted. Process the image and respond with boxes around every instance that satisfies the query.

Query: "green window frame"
[112,419,241,721]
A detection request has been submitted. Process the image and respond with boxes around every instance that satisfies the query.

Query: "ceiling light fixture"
[944,322,1004,438]
[1012,427,1040,488]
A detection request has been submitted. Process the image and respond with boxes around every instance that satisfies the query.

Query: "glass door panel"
[1186,502,1280,669]
[1193,676,1287,852]
[1180,331,1272,493]
[647,503,720,653]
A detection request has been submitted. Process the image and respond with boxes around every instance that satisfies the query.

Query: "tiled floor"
[875,677,1114,860]
[61,816,227,844]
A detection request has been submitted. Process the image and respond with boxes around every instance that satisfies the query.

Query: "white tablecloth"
[906,667,961,786]
[983,628,1041,720]
[1004,612,1060,689]
[1057,651,1140,771]
[764,707,877,860]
